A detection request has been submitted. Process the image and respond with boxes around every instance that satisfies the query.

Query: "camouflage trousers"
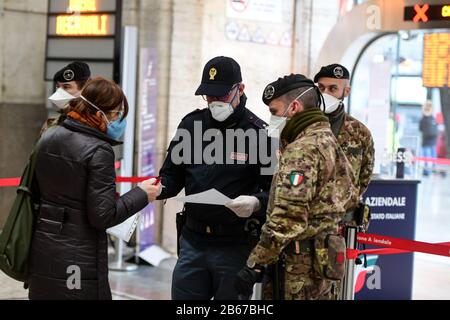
[262,252,338,300]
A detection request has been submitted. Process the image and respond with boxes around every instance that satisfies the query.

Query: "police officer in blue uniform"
[157,56,273,300]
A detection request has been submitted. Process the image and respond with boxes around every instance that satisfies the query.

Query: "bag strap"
[0,144,39,252]
[0,127,57,252]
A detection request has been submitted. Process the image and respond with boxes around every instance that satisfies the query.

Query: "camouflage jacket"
[337,114,374,204]
[248,121,357,266]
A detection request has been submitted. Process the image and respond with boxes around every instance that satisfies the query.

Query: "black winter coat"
[28,119,149,300]
[419,115,438,147]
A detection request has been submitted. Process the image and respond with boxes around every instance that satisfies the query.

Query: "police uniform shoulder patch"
[290,171,304,187]
[245,110,267,129]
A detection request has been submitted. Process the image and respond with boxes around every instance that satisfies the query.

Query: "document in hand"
[172,188,232,206]
[107,213,140,242]
[139,245,173,267]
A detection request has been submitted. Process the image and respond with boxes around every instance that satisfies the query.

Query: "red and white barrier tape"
[115,176,152,183]
[0,161,150,187]
[346,232,450,259]
[414,157,450,166]
[0,176,153,187]
[0,178,21,187]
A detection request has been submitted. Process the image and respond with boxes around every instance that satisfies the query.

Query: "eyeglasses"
[109,110,123,115]
[202,83,240,102]
[108,105,125,118]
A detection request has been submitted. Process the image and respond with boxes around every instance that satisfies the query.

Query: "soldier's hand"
[139,178,162,202]
[234,266,263,298]
[225,196,260,218]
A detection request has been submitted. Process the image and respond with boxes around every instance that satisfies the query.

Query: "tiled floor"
[1,170,449,300]
[109,258,176,300]
[412,169,450,300]
[0,258,176,300]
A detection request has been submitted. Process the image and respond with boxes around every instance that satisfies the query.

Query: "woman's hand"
[139,178,162,202]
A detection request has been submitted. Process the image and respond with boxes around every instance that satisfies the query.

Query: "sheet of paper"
[107,213,140,243]
[139,245,172,267]
[172,188,232,206]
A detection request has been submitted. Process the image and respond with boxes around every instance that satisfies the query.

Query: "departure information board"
[404,3,450,22]
[422,33,450,88]
[46,0,122,83]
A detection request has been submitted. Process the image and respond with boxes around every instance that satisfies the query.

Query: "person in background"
[419,100,438,176]
[40,61,92,136]
[314,64,374,225]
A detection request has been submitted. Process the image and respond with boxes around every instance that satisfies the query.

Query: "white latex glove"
[225,196,261,218]
[139,178,162,202]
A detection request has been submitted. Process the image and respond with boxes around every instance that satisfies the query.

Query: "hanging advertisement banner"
[138,48,159,251]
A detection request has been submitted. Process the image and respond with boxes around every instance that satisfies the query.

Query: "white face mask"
[208,86,239,122]
[209,101,235,122]
[267,115,287,138]
[266,87,314,138]
[321,93,342,114]
[48,88,76,109]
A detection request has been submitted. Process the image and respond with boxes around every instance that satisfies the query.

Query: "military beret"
[53,61,91,83]
[262,74,315,106]
[313,64,350,83]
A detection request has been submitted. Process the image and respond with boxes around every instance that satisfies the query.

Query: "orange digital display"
[55,0,111,36]
[56,14,108,36]
[442,5,450,17]
[423,33,450,88]
[404,3,450,22]
[68,0,97,12]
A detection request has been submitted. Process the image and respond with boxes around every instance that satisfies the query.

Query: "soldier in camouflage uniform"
[234,74,357,300]
[314,64,374,227]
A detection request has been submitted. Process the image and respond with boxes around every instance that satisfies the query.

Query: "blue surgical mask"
[80,95,127,140]
[107,115,127,140]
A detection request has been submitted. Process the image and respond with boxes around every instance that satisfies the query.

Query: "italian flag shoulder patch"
[289,171,304,187]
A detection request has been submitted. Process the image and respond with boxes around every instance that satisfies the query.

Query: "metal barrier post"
[252,283,263,300]
[109,237,138,271]
[108,26,139,273]
[342,226,357,300]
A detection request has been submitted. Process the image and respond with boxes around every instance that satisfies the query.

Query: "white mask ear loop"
[293,86,314,102]
[318,90,326,113]
[80,95,110,125]
[286,86,315,115]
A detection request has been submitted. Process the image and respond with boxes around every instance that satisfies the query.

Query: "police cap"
[195,56,242,97]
